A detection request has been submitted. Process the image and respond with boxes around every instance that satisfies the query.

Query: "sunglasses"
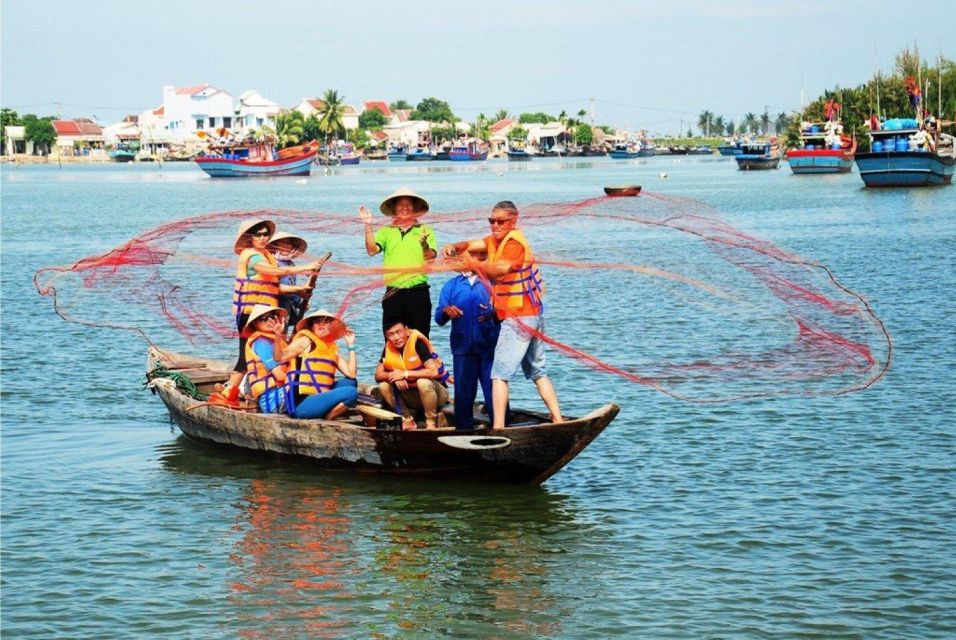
[251,230,271,238]
[259,313,280,322]
[488,217,514,226]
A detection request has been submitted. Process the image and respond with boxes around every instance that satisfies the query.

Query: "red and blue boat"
[195,139,317,178]
[786,121,856,174]
[449,141,489,161]
[854,118,955,187]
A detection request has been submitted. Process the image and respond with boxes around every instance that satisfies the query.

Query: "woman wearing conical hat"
[358,187,437,338]
[220,220,327,404]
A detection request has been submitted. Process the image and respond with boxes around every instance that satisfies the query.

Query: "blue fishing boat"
[337,143,361,165]
[387,145,407,161]
[405,147,436,161]
[109,143,137,163]
[506,140,532,161]
[450,142,489,161]
[717,139,744,156]
[609,142,640,159]
[735,142,781,170]
[786,121,856,174]
[194,140,316,178]
[854,118,955,187]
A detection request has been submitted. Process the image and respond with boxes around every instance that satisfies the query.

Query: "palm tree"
[774,112,790,135]
[274,111,305,148]
[760,110,771,135]
[317,89,347,143]
[725,120,736,136]
[742,112,759,135]
[697,110,714,136]
[494,109,510,122]
[712,115,726,136]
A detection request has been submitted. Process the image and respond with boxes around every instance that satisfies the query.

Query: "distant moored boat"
[854,118,955,187]
[735,142,782,170]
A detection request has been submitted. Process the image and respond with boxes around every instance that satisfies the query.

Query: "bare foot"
[550,414,566,424]
[325,402,349,421]
[401,417,417,431]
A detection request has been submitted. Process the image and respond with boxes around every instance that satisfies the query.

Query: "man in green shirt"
[359,187,437,336]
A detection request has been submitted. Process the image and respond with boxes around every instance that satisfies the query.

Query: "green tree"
[412,97,456,123]
[349,127,370,149]
[469,113,490,141]
[389,99,412,111]
[697,110,713,136]
[317,89,347,140]
[712,115,726,136]
[742,112,759,134]
[1,108,21,152]
[494,109,510,122]
[509,125,528,141]
[274,111,305,148]
[518,112,553,124]
[725,120,736,136]
[358,108,388,129]
[760,110,771,135]
[575,123,593,146]
[774,112,791,135]
[22,114,56,154]
[303,113,322,142]
[429,124,458,143]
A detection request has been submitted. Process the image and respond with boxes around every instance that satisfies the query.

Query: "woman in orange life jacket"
[277,309,359,420]
[442,200,563,429]
[222,219,327,402]
[242,304,291,414]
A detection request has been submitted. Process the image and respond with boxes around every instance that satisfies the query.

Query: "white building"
[236,90,280,131]
[102,116,140,147]
[383,120,432,146]
[160,84,234,141]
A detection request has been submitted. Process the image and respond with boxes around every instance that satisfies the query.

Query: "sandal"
[401,417,417,431]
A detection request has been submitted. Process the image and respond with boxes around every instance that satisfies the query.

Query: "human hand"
[358,205,373,225]
[343,328,355,347]
[461,252,482,274]
[419,231,433,251]
[387,370,407,384]
[394,379,409,392]
[442,244,457,258]
[444,305,464,319]
[306,260,324,272]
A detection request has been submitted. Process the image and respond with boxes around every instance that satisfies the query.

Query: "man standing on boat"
[359,188,437,337]
[442,201,563,429]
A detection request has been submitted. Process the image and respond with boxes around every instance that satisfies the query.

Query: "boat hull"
[786,149,854,174]
[405,153,435,161]
[387,153,406,162]
[608,150,640,159]
[449,151,489,161]
[717,146,743,156]
[507,152,532,161]
[854,151,955,187]
[339,155,360,165]
[146,348,617,485]
[194,151,316,177]
[735,155,781,170]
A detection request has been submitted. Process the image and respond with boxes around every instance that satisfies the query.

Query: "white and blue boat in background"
[717,138,745,156]
[734,141,781,170]
[506,140,533,161]
[854,118,955,187]
[387,145,408,161]
[405,147,436,161]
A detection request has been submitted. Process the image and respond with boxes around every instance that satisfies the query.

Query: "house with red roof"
[53,118,104,156]
[363,101,392,118]
[293,98,360,129]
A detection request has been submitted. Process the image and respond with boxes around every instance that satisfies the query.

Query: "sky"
[2,0,954,134]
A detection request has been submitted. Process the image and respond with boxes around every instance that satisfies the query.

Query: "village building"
[488,118,517,154]
[102,115,140,148]
[525,122,568,152]
[52,118,105,156]
[293,98,360,129]
[160,83,234,141]
[3,126,34,155]
[236,90,280,130]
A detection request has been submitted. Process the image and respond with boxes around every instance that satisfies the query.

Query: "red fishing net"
[34,193,891,401]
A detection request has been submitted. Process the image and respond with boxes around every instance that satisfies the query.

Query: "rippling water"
[2,158,954,638]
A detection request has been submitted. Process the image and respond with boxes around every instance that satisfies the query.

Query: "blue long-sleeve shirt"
[434,274,500,355]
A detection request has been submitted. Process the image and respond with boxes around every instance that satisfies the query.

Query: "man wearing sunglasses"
[441,201,563,429]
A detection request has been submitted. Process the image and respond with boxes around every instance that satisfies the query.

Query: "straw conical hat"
[243,304,287,331]
[295,308,344,334]
[234,219,276,254]
[267,231,308,254]
[379,187,429,216]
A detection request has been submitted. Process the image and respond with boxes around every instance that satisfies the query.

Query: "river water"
[2,157,954,638]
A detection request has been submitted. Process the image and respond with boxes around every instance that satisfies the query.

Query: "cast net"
[34,193,891,402]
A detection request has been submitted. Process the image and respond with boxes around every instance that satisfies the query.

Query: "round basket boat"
[604,185,642,197]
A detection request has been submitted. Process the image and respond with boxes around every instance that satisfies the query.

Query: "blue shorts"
[491,316,547,382]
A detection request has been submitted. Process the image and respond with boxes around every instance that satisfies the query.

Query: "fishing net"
[34,193,891,402]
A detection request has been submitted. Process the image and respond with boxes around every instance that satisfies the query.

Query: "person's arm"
[404,342,439,381]
[253,338,287,384]
[420,226,437,261]
[253,259,325,278]
[442,239,486,258]
[360,205,381,256]
[434,279,455,326]
[278,335,311,363]
[464,242,521,279]
[337,329,357,378]
[374,361,389,382]
[279,284,311,294]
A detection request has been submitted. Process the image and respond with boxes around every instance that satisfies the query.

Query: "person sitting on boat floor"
[358,187,437,338]
[220,220,326,404]
[278,308,358,421]
[434,269,503,430]
[442,200,563,429]
[375,320,450,431]
[242,304,291,414]
[267,231,312,332]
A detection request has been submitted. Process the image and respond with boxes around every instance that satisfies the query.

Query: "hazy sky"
[2,0,953,133]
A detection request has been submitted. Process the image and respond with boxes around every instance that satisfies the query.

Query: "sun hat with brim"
[242,304,287,334]
[295,308,346,337]
[379,187,430,217]
[234,219,276,254]
[267,231,308,254]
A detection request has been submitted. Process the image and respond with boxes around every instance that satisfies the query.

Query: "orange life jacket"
[244,331,287,410]
[288,329,339,396]
[382,329,450,384]
[485,230,544,314]
[233,249,280,321]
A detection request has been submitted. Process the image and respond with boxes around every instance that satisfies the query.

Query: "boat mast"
[874,45,881,119]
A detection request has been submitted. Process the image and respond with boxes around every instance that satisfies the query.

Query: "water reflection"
[159,436,592,637]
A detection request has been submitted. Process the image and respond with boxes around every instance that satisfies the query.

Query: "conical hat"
[379,187,429,216]
[295,308,346,338]
[234,219,276,254]
[267,231,308,254]
[242,304,287,331]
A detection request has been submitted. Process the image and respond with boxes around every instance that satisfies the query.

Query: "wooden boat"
[687,145,714,155]
[276,140,321,160]
[854,118,955,187]
[717,140,744,156]
[405,147,436,161]
[506,141,532,161]
[145,347,618,485]
[609,143,640,159]
[735,142,781,170]
[668,146,689,155]
[109,144,136,162]
[387,145,407,161]
[603,185,642,197]
[195,141,316,178]
[449,142,489,161]
[785,122,856,174]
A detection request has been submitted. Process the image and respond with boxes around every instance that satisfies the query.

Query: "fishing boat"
[405,147,436,161]
[387,145,407,161]
[717,139,744,156]
[506,140,532,161]
[785,121,856,174]
[608,142,641,159]
[194,139,317,178]
[338,143,361,166]
[854,118,955,187]
[145,347,619,485]
[434,145,452,161]
[667,146,689,155]
[735,141,781,170]
[637,138,656,157]
[449,141,489,161]
[603,185,642,197]
[109,143,137,163]
[687,145,714,155]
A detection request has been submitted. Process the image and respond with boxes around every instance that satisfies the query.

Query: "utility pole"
[589,98,595,125]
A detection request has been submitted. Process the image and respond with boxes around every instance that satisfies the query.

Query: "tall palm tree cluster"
[698,109,791,137]
[270,90,348,149]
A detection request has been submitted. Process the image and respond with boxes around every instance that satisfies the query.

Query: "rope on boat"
[143,364,209,401]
